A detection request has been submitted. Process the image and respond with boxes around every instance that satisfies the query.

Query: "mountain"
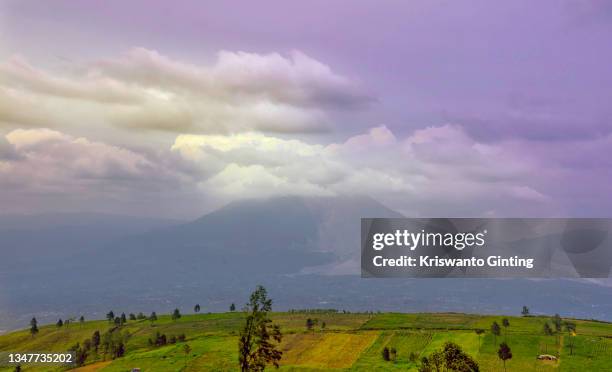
[89,195,402,279]
[136,194,401,256]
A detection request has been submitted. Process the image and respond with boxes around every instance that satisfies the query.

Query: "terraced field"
[1,312,611,371]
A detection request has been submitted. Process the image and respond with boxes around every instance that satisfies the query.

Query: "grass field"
[1,312,611,371]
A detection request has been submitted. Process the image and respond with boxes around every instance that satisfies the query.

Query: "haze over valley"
[1,196,610,333]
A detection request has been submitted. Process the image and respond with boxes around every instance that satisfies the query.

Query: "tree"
[382,346,390,361]
[419,352,444,372]
[409,352,418,362]
[106,311,115,323]
[183,343,192,368]
[172,308,182,321]
[474,329,484,347]
[306,318,316,332]
[114,317,121,326]
[390,347,397,361]
[194,304,201,313]
[521,306,529,316]
[137,312,146,320]
[83,339,92,352]
[502,318,510,340]
[543,322,554,353]
[79,315,85,326]
[498,342,512,372]
[238,285,282,371]
[29,317,39,337]
[491,322,501,346]
[321,321,326,331]
[70,342,88,367]
[57,319,64,328]
[565,322,577,355]
[419,342,479,372]
[552,314,562,332]
[129,313,136,321]
[100,329,129,359]
[552,313,562,345]
[13,365,21,372]
[149,311,157,325]
[92,330,101,353]
[151,331,168,347]
[115,342,125,358]
[120,313,127,325]
[230,303,236,312]
[430,350,444,371]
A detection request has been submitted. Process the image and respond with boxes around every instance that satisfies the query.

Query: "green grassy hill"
[1,312,611,371]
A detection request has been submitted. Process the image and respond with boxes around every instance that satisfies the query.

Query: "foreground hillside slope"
[1,312,611,371]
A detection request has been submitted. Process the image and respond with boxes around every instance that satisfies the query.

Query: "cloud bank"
[4,123,598,218]
[0,49,370,135]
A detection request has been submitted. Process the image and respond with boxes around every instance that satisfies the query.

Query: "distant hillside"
[0,312,611,371]
[0,213,182,265]
[0,212,183,231]
[95,195,403,276]
[123,194,401,257]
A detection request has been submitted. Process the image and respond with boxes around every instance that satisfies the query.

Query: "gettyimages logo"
[362,218,612,278]
[372,229,487,251]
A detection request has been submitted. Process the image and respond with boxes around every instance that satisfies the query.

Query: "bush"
[419,342,479,372]
[382,346,390,361]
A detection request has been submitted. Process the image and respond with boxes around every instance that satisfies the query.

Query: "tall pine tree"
[238,286,282,371]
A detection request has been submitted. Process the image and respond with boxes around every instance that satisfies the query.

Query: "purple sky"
[0,0,611,218]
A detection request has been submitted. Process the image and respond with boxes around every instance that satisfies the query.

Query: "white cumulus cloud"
[0,48,371,134]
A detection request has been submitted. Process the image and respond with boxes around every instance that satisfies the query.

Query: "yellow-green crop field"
[1,312,611,371]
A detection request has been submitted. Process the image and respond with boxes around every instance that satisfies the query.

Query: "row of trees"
[542,313,577,355]
[26,287,279,371]
[287,308,339,314]
[482,312,579,369]
[29,301,244,338]
[520,307,578,357]
[381,346,397,361]
[305,318,326,332]
[489,318,511,345]
[194,302,236,313]
[293,309,374,315]
[66,328,129,368]
[379,339,509,371]
[472,321,514,371]
[30,315,87,336]
[147,331,186,347]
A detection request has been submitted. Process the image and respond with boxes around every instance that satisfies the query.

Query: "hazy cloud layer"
[171,125,554,216]
[170,123,612,217]
[0,128,202,216]
[1,120,611,218]
[0,48,370,134]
